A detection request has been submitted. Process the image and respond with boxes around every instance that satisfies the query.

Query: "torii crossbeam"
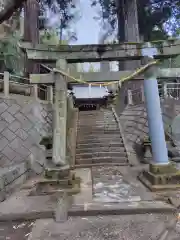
[20,40,180,63]
[20,40,180,84]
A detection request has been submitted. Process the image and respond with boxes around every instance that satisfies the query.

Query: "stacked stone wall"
[0,93,53,200]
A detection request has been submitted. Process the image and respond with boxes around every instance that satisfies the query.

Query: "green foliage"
[0,31,24,75]
[91,0,180,41]
[40,28,72,46]
[40,0,79,41]
[41,0,76,29]
[40,29,61,45]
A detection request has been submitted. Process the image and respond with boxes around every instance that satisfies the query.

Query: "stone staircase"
[75,109,128,165]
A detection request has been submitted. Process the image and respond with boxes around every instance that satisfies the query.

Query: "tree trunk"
[116,0,143,103]
[124,0,140,42]
[115,0,125,70]
[123,0,140,70]
[116,0,140,70]
[24,0,40,79]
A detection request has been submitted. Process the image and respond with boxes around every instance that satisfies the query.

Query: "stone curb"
[69,201,176,217]
[0,200,175,222]
[111,106,133,166]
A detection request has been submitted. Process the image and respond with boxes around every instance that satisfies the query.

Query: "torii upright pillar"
[139,45,180,191]
[52,67,68,167]
[143,63,169,165]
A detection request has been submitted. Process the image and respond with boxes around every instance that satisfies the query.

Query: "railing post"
[88,84,92,98]
[127,89,133,105]
[47,85,53,102]
[163,82,168,98]
[32,84,38,99]
[141,85,145,102]
[3,71,10,97]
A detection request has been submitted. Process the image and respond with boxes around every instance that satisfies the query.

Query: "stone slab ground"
[0,166,176,221]
[0,166,179,239]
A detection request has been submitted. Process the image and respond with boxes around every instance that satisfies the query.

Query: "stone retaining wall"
[0,93,53,199]
[117,98,180,164]
[0,94,53,168]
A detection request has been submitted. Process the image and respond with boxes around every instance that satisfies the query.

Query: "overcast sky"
[75,0,100,44]
[72,0,108,97]
[49,0,113,97]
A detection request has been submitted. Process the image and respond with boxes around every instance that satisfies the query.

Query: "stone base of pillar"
[139,162,180,191]
[44,165,70,179]
[32,170,81,196]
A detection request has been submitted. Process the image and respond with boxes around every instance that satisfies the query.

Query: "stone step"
[77,138,123,144]
[46,145,125,158]
[75,156,128,165]
[76,146,126,154]
[77,133,122,139]
[78,112,104,116]
[78,122,117,126]
[77,123,117,127]
[78,119,116,125]
[76,151,127,160]
[77,126,118,133]
[78,121,117,125]
[76,142,124,148]
[77,133,120,138]
[77,130,119,135]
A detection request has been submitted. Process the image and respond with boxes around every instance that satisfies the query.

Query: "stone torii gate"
[20,39,180,192]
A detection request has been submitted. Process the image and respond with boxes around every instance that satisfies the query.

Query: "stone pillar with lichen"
[52,60,68,167]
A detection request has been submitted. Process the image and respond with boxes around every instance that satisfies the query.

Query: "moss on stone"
[39,136,53,149]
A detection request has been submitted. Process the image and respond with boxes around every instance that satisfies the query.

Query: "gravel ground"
[0,221,34,240]
[29,214,180,240]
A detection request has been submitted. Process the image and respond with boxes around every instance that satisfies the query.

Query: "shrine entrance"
[74,97,109,111]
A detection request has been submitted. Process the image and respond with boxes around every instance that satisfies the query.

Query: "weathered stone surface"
[0,195,56,221]
[92,166,141,203]
[0,162,29,201]
[0,163,28,189]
